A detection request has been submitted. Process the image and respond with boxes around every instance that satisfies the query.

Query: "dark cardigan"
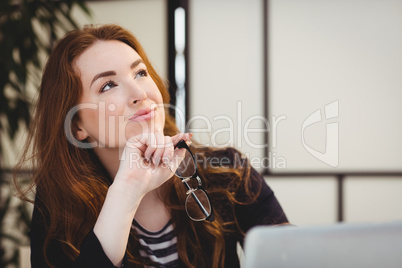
[29,167,288,268]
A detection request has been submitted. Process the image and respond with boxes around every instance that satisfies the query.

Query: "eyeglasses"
[169,140,214,222]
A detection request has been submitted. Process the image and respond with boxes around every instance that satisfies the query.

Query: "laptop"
[243,221,402,268]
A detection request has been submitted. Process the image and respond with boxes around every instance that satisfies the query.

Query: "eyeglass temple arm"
[175,140,192,151]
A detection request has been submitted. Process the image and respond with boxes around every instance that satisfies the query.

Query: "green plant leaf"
[76,0,92,16]
[0,0,92,142]
[0,195,11,222]
[0,232,21,244]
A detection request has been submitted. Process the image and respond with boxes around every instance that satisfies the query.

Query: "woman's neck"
[135,191,171,232]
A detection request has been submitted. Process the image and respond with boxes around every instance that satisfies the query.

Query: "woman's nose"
[127,84,147,105]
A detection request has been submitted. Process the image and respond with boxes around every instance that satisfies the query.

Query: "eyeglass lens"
[174,148,196,178]
[185,189,212,221]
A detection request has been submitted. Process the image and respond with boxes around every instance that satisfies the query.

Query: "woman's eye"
[135,69,148,79]
[100,80,117,93]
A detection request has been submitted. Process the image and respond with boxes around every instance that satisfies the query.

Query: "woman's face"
[74,40,165,148]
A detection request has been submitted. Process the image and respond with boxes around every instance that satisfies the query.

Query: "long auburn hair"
[15,24,260,268]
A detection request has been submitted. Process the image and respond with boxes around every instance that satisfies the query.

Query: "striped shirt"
[132,220,179,268]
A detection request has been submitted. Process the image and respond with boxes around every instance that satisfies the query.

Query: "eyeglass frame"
[174,140,215,222]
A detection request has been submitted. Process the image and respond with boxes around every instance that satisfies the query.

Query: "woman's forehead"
[74,40,142,83]
[76,40,140,67]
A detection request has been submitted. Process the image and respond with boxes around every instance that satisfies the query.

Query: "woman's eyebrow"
[90,70,116,87]
[131,59,144,70]
[90,59,144,87]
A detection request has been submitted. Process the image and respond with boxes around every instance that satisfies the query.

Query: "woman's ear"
[75,127,89,141]
[74,120,89,141]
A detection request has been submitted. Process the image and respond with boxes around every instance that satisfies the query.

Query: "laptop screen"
[243,222,402,268]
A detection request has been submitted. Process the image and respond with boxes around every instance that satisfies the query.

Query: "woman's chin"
[125,124,165,137]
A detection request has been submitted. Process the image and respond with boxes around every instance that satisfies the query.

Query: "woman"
[16,24,288,268]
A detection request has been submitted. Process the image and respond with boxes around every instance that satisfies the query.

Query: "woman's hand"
[113,132,192,197]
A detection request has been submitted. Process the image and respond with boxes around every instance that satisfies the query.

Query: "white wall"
[189,0,402,226]
[267,0,402,225]
[266,176,338,225]
[344,177,402,222]
[189,0,265,171]
[72,0,167,78]
[269,0,402,172]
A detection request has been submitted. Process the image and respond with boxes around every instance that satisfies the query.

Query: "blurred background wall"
[189,0,402,226]
[2,0,402,266]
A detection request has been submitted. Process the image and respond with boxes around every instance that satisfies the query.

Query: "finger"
[161,136,174,166]
[143,132,157,161]
[151,132,166,165]
[171,133,193,146]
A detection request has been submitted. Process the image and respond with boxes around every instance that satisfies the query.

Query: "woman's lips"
[128,107,156,122]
